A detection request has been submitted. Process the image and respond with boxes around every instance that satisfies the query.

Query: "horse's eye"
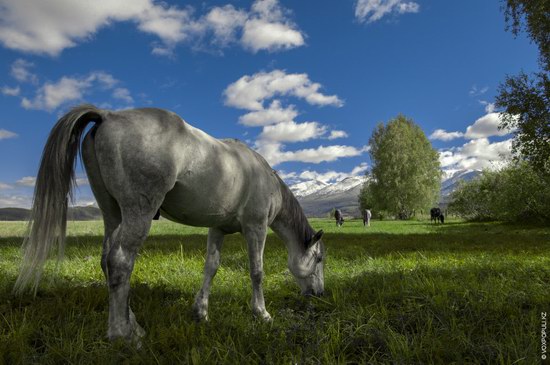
[316,256,323,263]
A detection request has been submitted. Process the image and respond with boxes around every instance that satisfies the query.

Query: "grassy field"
[0,218,549,364]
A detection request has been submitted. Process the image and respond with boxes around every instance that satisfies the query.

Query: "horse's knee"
[250,270,263,285]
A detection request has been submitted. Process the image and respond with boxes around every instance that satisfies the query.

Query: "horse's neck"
[271,206,314,258]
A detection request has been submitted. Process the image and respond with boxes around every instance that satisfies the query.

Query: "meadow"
[0,218,548,364]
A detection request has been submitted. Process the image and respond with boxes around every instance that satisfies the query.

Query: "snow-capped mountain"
[290,176,366,217]
[290,179,329,198]
[289,169,482,217]
[440,169,482,202]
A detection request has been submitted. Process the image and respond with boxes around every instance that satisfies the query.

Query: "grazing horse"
[14,105,325,344]
[430,207,442,224]
[363,209,372,227]
[334,209,344,227]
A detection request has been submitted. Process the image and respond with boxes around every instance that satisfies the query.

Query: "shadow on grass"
[1,258,546,364]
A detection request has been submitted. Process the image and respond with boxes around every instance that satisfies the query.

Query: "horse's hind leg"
[105,207,155,343]
[193,227,224,321]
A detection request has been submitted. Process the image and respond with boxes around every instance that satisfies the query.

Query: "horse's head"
[292,230,325,297]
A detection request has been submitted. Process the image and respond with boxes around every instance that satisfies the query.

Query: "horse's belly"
[159,182,241,228]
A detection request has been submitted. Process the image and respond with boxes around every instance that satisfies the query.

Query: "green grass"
[0,218,549,364]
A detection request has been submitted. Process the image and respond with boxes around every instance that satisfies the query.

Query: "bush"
[449,163,550,223]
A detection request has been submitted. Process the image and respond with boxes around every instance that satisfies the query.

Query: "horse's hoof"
[254,310,272,322]
[192,306,209,322]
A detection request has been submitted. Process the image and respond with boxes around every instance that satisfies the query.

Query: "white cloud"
[259,121,326,142]
[202,5,248,47]
[469,85,489,97]
[239,100,298,126]
[429,129,464,141]
[1,85,20,96]
[327,130,348,140]
[464,113,514,139]
[0,0,191,56]
[355,0,420,23]
[479,101,495,113]
[256,141,368,166]
[439,138,513,171]
[0,193,32,208]
[242,20,303,53]
[241,0,304,52]
[16,176,36,187]
[224,69,343,111]
[10,59,38,83]
[21,71,126,111]
[112,87,134,103]
[0,182,13,189]
[0,0,304,56]
[0,129,17,140]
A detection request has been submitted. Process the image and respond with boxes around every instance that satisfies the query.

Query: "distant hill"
[0,206,102,221]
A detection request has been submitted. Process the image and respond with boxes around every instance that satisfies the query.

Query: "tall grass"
[0,219,548,364]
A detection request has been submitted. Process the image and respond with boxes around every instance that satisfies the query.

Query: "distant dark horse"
[334,209,344,227]
[430,207,443,224]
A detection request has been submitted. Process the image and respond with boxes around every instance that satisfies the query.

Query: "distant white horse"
[14,105,325,344]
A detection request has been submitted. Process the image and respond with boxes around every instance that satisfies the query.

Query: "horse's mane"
[275,173,315,249]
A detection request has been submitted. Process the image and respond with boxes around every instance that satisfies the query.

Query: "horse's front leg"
[243,223,271,321]
[106,213,150,344]
[193,227,224,321]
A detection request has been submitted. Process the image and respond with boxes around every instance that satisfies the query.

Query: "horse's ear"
[313,230,324,243]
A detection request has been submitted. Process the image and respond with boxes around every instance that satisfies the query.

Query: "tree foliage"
[496,0,550,176]
[449,162,550,223]
[359,115,441,219]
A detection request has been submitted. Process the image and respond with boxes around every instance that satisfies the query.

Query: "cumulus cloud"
[259,121,326,142]
[355,0,420,23]
[10,59,38,83]
[21,71,131,111]
[16,176,36,187]
[112,87,134,104]
[256,141,368,166]
[0,0,304,56]
[327,130,348,140]
[464,113,514,139]
[439,138,513,171]
[0,129,17,140]
[0,182,13,189]
[429,129,464,141]
[239,100,298,126]
[0,193,32,208]
[1,85,20,96]
[469,85,489,97]
[224,69,359,165]
[224,69,343,110]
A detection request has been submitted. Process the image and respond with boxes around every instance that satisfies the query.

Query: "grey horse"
[14,105,325,344]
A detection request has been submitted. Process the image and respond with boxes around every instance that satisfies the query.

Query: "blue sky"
[0,0,540,208]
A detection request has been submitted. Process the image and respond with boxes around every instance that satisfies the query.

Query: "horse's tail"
[14,104,104,295]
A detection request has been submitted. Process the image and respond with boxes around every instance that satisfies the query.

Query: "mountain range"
[0,169,481,220]
[291,169,482,217]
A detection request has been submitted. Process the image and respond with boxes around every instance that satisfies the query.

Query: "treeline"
[449,163,550,224]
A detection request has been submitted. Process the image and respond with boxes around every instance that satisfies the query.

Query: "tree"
[496,0,550,176]
[359,115,441,219]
